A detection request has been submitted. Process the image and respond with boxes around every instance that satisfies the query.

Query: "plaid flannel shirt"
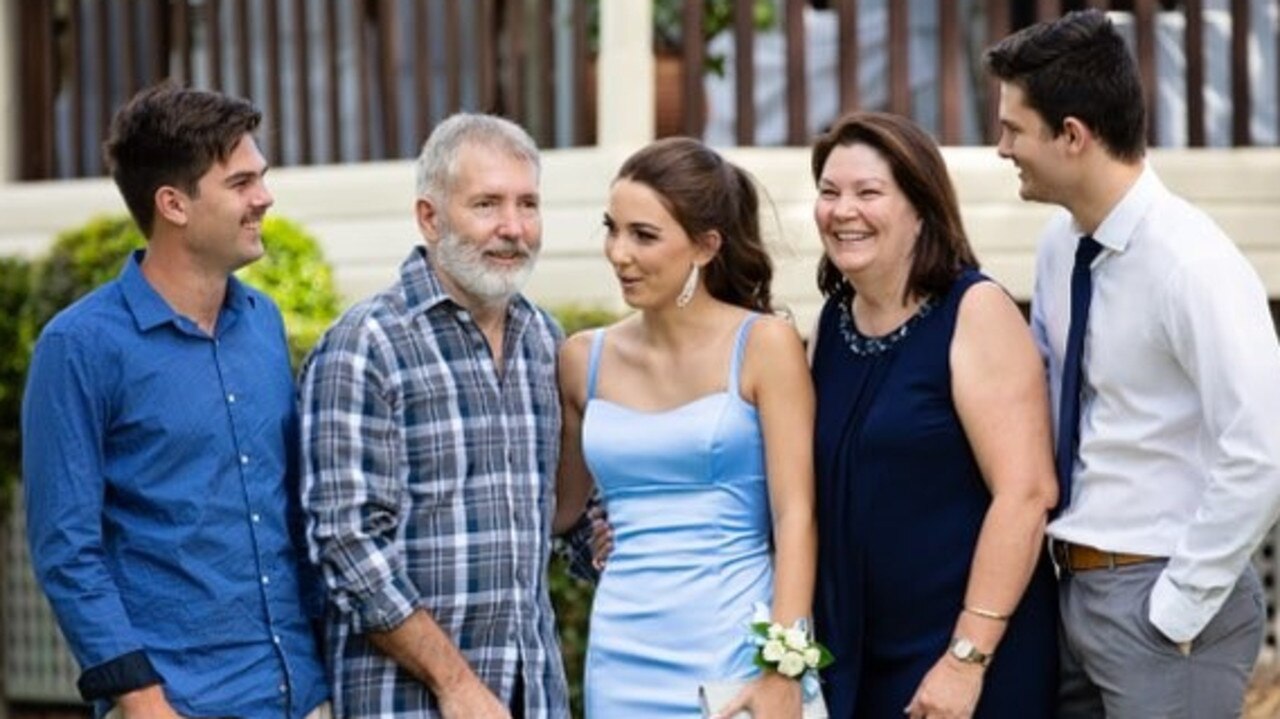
[300,246,569,718]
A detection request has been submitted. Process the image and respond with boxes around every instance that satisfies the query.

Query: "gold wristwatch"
[949,636,993,668]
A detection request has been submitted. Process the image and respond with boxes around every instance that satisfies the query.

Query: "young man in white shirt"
[987,9,1280,717]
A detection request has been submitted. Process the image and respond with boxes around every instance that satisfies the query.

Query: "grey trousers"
[1057,560,1264,719]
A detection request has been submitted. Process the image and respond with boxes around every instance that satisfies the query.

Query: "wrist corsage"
[747,603,834,700]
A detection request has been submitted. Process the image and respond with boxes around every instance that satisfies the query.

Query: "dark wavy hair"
[615,137,773,313]
[104,82,263,236]
[811,111,977,302]
[985,9,1146,162]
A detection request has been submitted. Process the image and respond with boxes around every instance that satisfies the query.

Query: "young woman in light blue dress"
[554,137,818,718]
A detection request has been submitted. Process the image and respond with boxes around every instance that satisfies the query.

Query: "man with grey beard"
[299,113,569,719]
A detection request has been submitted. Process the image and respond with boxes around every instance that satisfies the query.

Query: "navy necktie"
[1054,235,1104,515]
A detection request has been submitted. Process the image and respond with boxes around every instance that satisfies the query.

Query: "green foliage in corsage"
[749,618,835,678]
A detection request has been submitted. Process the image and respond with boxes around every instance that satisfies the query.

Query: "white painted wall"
[1,146,1278,334]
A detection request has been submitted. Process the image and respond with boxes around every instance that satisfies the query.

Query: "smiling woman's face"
[814,142,921,286]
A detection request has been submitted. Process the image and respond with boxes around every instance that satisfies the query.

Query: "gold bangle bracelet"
[963,605,1011,622]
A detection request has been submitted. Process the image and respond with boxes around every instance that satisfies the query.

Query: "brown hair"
[811,111,977,302]
[985,9,1146,162]
[615,137,773,313]
[103,82,263,235]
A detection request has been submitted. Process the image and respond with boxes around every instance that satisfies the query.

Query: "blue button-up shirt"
[22,251,328,718]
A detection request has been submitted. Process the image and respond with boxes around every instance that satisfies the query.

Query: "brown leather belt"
[1051,540,1161,573]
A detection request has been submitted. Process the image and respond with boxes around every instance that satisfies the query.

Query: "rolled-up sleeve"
[300,319,421,633]
[22,331,163,699]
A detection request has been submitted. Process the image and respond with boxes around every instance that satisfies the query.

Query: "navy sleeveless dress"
[811,269,1057,718]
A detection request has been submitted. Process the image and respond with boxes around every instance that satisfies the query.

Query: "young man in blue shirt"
[22,84,330,719]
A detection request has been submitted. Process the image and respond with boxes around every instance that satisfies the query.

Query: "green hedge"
[22,215,147,340]
[0,257,31,515]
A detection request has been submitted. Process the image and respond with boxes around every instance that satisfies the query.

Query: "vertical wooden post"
[784,0,807,145]
[837,0,859,115]
[1230,0,1251,145]
[292,0,312,163]
[571,0,589,144]
[887,0,910,117]
[1133,0,1157,146]
[984,0,1010,144]
[682,0,706,138]
[733,0,755,144]
[18,0,54,179]
[413,0,432,144]
[939,0,962,143]
[1184,0,1205,146]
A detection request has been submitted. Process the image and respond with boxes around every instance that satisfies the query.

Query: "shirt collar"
[399,244,534,321]
[119,249,256,333]
[1082,163,1163,254]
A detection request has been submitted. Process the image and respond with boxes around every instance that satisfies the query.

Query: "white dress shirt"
[1034,165,1280,643]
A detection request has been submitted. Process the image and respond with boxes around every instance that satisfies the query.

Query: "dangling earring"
[676,264,699,308]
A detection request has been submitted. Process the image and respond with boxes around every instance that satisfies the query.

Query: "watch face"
[950,636,988,666]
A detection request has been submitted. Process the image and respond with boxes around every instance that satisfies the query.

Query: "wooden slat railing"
[14,0,1280,181]
[701,0,1277,148]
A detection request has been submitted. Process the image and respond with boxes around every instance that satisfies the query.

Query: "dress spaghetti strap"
[728,313,760,401]
[585,329,606,401]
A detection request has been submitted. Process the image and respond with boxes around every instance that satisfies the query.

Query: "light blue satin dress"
[581,314,774,717]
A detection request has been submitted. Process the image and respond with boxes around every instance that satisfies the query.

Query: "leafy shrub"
[549,561,594,718]
[0,257,31,515]
[24,214,342,367]
[239,217,343,364]
[553,304,627,336]
[23,215,145,341]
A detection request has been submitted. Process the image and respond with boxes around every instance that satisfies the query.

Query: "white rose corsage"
[747,602,833,700]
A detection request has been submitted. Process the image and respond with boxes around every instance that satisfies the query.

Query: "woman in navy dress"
[809,112,1059,718]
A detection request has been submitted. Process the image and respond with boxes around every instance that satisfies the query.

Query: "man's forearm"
[115,684,183,719]
[369,609,479,696]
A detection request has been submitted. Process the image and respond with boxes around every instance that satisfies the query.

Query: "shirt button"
[252,513,261,523]
[261,575,270,585]
[240,455,249,465]
[273,634,281,644]
[227,393,236,403]
[278,683,288,693]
